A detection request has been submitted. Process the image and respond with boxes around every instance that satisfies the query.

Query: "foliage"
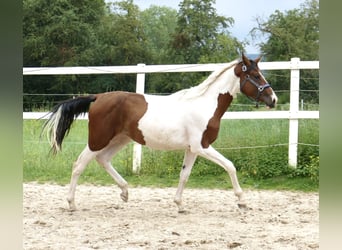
[23,0,107,109]
[252,0,318,60]
[140,5,178,64]
[251,0,319,104]
[23,0,105,66]
[103,0,151,65]
[289,155,319,184]
[153,0,244,93]
[23,0,149,110]
[23,0,244,110]
[169,0,239,64]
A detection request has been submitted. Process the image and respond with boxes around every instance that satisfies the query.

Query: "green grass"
[23,119,319,192]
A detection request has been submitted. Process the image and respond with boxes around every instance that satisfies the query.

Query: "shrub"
[233,147,289,179]
[289,155,319,184]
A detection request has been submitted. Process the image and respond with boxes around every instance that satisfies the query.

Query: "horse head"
[234,53,278,108]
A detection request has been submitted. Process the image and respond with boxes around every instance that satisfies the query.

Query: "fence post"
[288,58,300,167]
[132,64,145,173]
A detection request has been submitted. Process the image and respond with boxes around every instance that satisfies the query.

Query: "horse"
[43,53,277,212]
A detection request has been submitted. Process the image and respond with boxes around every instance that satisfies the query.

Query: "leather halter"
[240,63,271,107]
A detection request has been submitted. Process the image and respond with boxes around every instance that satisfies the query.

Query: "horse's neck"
[202,67,240,99]
[171,63,240,101]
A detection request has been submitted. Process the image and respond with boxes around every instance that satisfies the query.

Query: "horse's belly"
[138,120,189,150]
[145,137,188,150]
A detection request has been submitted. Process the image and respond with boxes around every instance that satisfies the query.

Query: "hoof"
[69,207,77,212]
[120,192,128,202]
[237,203,247,209]
[178,209,189,214]
[67,200,77,211]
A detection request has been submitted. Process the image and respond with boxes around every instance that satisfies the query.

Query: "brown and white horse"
[43,54,277,212]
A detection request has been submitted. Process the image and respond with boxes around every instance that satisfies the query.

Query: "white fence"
[23,58,319,171]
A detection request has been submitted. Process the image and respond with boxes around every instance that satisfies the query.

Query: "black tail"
[42,95,96,154]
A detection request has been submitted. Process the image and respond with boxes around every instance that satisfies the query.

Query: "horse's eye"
[254,75,261,80]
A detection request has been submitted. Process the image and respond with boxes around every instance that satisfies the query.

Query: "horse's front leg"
[174,149,198,213]
[199,146,246,208]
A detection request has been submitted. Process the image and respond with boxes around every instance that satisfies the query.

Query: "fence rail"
[23,58,319,171]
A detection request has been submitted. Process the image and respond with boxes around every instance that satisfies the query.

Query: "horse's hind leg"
[67,145,98,211]
[174,149,198,212]
[95,135,131,203]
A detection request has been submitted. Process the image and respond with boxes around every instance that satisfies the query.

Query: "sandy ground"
[23,183,318,249]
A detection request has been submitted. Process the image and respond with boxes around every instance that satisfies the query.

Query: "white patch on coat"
[138,61,240,151]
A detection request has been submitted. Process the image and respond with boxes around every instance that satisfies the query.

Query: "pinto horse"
[43,54,277,212]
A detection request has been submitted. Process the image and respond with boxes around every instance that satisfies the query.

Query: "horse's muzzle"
[268,95,277,108]
[263,93,277,109]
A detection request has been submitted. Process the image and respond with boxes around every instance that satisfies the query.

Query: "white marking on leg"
[96,136,130,202]
[67,145,97,210]
[174,149,198,212]
[198,146,245,206]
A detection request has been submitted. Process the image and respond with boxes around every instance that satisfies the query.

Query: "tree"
[140,6,177,64]
[94,0,152,93]
[251,0,319,104]
[23,0,152,110]
[159,0,243,94]
[103,0,151,66]
[23,0,105,67]
[170,0,239,64]
[23,0,107,110]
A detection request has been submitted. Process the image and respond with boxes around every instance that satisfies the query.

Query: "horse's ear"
[254,55,262,64]
[242,52,251,66]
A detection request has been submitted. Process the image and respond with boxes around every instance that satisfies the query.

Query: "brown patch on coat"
[201,93,233,148]
[87,91,148,151]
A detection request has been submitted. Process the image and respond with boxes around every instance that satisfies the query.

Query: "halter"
[240,63,271,108]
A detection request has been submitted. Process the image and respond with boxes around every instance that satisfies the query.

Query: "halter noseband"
[240,63,271,107]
